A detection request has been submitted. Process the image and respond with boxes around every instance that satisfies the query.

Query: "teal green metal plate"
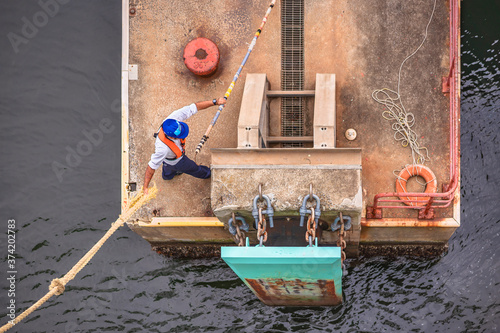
[221,246,342,306]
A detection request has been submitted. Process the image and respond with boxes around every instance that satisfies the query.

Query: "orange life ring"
[396,164,437,206]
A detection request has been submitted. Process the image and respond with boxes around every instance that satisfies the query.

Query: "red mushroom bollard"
[183,37,220,76]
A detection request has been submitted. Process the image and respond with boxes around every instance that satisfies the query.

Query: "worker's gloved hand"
[216,97,226,106]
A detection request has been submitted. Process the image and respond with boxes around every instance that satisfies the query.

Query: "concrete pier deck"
[123,0,460,253]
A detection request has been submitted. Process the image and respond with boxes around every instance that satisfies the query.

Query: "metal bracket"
[442,76,450,93]
[366,206,382,219]
[129,64,138,80]
[418,208,435,220]
[126,182,137,192]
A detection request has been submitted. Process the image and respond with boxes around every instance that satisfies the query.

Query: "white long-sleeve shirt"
[148,103,198,169]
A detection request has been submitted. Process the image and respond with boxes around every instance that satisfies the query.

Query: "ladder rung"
[266,136,313,143]
[267,90,315,97]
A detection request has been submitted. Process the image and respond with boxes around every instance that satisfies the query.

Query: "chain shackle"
[229,212,246,246]
[331,214,352,232]
[228,213,249,235]
[252,191,274,228]
[299,193,321,227]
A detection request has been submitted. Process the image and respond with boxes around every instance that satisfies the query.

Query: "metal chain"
[234,223,245,247]
[337,212,347,272]
[305,209,316,246]
[307,184,315,213]
[232,212,245,247]
[257,207,267,246]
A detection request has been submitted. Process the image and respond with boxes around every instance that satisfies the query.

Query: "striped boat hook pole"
[195,0,277,156]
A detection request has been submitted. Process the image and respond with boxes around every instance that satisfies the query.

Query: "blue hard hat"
[162,119,189,139]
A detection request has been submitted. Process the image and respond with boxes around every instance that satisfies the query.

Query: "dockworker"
[143,97,226,194]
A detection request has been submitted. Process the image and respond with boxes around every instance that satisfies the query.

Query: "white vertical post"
[314,74,336,148]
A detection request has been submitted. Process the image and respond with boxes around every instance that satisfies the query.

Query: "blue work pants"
[162,155,211,180]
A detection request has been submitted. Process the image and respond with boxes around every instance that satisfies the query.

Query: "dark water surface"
[1,1,499,332]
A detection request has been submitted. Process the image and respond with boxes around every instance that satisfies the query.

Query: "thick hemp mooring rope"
[0,186,158,333]
[372,0,437,167]
[194,0,277,156]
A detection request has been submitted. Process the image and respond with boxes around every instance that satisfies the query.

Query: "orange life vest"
[157,127,185,159]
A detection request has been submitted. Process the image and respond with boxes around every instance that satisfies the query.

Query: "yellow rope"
[0,186,158,333]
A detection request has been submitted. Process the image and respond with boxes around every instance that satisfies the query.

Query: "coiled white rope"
[372,0,437,166]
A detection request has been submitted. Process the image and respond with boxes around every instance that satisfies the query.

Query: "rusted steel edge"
[135,223,225,227]
[135,217,224,227]
[370,0,461,211]
[361,217,459,228]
